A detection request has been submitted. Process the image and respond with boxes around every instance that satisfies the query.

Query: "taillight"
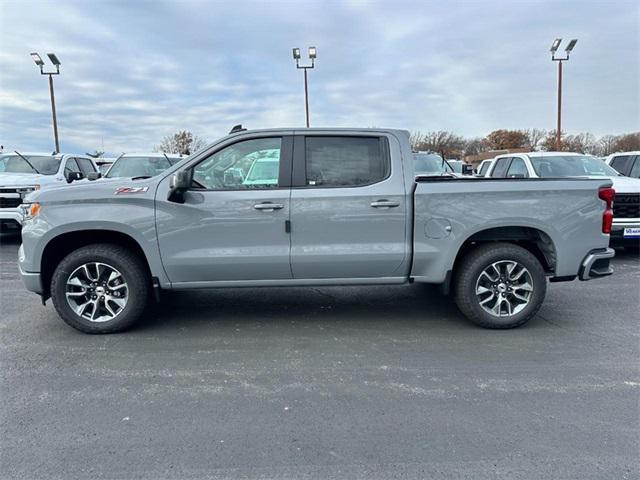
[598,186,615,234]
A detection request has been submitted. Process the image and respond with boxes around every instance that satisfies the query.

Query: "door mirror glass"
[168,169,192,203]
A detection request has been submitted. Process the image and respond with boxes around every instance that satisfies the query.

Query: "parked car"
[19,128,615,334]
[104,153,185,179]
[0,152,98,231]
[475,159,493,177]
[486,152,640,248]
[605,151,640,179]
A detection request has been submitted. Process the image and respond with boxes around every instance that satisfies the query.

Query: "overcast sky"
[0,0,638,155]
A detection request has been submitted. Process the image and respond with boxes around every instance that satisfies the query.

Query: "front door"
[156,135,293,284]
[290,134,408,279]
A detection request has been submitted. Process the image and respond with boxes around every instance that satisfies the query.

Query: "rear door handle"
[254,202,284,211]
[370,200,400,208]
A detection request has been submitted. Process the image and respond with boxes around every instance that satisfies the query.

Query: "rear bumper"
[579,248,615,281]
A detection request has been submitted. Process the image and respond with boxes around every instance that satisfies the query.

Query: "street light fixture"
[292,46,317,128]
[550,38,578,151]
[30,51,61,152]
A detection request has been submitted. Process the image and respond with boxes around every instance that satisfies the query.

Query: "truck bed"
[411,177,613,283]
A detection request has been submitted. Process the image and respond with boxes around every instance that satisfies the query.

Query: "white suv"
[486,151,640,248]
[0,152,98,231]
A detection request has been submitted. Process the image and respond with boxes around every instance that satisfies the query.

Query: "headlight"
[21,202,41,220]
[17,184,40,199]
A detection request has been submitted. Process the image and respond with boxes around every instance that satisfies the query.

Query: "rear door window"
[610,155,632,175]
[304,136,389,187]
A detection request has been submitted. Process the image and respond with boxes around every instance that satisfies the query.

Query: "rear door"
[155,135,294,284]
[289,133,407,279]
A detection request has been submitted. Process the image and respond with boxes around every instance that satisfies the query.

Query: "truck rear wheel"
[50,244,150,334]
[454,242,547,329]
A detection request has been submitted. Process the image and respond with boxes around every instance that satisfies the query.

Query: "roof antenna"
[229,124,246,134]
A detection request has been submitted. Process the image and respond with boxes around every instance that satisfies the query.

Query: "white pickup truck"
[0,152,99,231]
[486,151,640,248]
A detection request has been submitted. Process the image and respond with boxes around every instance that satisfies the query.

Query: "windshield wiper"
[14,150,40,174]
[131,175,152,180]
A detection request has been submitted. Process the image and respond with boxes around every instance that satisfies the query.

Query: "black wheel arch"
[40,230,153,299]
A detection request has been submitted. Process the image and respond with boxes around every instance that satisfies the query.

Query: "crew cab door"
[155,135,293,284]
[289,133,408,279]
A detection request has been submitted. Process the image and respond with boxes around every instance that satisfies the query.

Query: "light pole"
[30,52,61,153]
[549,38,577,151]
[292,47,316,128]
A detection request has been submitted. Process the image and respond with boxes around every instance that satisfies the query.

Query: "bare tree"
[613,132,640,153]
[413,131,465,159]
[463,137,486,156]
[597,135,618,156]
[563,133,598,154]
[484,129,528,150]
[524,129,547,151]
[156,130,207,155]
[409,131,424,151]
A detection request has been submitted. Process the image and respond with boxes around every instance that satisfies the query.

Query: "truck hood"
[0,172,62,187]
[608,175,640,194]
[24,176,159,204]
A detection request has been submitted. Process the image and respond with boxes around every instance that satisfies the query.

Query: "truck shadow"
[137,283,473,333]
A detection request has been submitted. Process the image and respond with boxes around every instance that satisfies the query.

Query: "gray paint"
[19,128,613,296]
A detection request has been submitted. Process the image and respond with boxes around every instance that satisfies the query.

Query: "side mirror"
[168,169,192,203]
[462,164,473,175]
[87,172,102,181]
[65,171,84,183]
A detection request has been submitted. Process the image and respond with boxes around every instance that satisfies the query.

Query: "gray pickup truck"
[18,128,615,333]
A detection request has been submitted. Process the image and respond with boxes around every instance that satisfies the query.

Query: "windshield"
[413,153,452,175]
[448,161,463,173]
[530,155,620,178]
[0,154,61,175]
[105,156,173,178]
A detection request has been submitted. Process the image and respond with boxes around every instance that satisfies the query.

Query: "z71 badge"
[115,186,149,195]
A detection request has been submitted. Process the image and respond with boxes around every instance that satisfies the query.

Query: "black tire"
[453,242,547,329]
[50,244,150,333]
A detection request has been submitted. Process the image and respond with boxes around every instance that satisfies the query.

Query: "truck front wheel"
[50,244,150,334]
[454,242,547,329]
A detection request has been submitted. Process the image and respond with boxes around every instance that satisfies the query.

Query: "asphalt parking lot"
[1,232,638,480]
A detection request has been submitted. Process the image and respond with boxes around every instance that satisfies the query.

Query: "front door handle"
[254,202,284,211]
[370,200,400,208]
